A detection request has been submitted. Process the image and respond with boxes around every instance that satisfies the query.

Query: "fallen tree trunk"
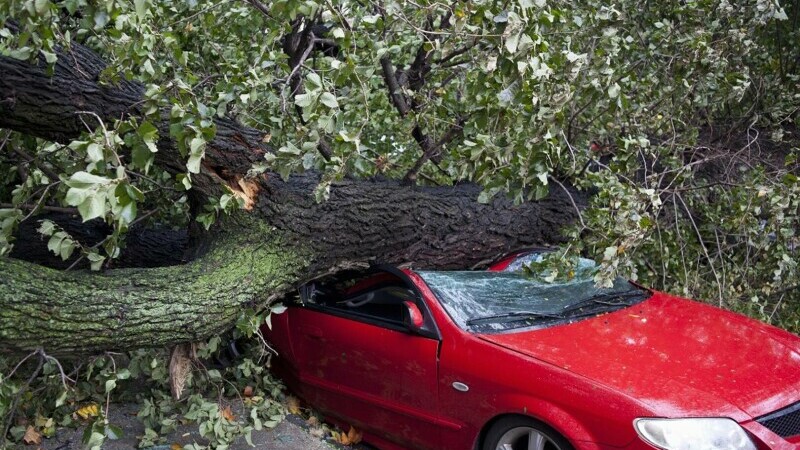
[0,36,585,357]
[0,172,582,356]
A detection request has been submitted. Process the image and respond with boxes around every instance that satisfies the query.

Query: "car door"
[289,270,442,450]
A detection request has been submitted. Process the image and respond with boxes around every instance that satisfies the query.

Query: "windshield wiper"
[559,289,648,317]
[466,310,564,326]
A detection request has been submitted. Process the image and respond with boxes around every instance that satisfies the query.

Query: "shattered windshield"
[417,266,648,333]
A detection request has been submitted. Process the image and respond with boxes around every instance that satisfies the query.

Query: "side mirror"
[402,301,424,331]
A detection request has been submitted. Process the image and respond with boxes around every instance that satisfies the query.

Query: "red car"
[262,252,800,450]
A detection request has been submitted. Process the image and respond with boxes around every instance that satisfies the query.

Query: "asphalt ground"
[18,403,373,450]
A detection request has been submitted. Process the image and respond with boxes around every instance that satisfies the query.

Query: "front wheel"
[483,416,574,450]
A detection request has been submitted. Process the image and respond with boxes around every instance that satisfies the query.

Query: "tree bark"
[0,37,586,357]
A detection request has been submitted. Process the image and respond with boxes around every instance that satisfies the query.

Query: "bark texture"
[0,35,586,356]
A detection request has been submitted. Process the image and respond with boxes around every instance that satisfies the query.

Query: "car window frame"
[300,265,441,340]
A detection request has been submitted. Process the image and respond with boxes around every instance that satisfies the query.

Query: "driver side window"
[304,271,417,326]
[330,285,413,324]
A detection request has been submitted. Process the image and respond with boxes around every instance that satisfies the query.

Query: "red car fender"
[475,393,631,449]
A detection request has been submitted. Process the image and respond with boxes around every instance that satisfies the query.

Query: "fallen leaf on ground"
[75,404,99,420]
[333,426,362,445]
[171,443,182,450]
[286,395,301,414]
[220,405,235,422]
[23,426,41,445]
[243,385,254,397]
[309,426,326,439]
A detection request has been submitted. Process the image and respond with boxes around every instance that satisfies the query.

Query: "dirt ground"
[19,403,373,450]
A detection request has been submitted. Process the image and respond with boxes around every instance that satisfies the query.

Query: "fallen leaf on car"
[220,405,235,422]
[75,403,99,420]
[286,395,301,414]
[22,426,41,445]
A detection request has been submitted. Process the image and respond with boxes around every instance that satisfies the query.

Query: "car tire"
[482,416,574,450]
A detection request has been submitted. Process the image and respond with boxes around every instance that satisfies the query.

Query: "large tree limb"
[0,34,585,356]
[0,36,271,196]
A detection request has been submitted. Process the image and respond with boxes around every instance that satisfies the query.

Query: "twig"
[0,200,75,217]
[11,147,61,181]
[435,39,477,64]
[243,0,273,19]
[5,350,39,380]
[285,35,316,93]
[2,350,45,446]
[550,176,587,231]
[676,192,724,305]
[42,350,75,389]
[403,117,464,184]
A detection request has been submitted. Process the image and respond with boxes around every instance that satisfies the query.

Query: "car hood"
[478,292,800,420]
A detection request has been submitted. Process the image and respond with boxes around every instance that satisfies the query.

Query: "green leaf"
[34,0,50,15]
[77,192,107,222]
[134,0,147,20]
[138,121,159,153]
[42,50,57,64]
[505,33,520,54]
[118,201,137,225]
[38,220,56,236]
[142,59,155,76]
[187,153,204,174]
[608,83,621,99]
[294,93,314,108]
[190,136,205,154]
[50,235,70,258]
[59,237,75,260]
[125,184,145,202]
[67,171,111,188]
[105,424,123,440]
[307,72,323,88]
[178,174,192,190]
[86,143,104,162]
[87,252,105,271]
[8,47,33,60]
[55,390,68,408]
[132,144,154,171]
[65,187,90,206]
[319,92,339,108]
[362,14,379,24]
[278,143,301,155]
[94,10,110,29]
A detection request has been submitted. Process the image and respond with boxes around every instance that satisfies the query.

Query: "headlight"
[634,418,756,450]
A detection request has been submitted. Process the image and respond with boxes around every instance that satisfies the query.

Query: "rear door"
[289,270,442,450]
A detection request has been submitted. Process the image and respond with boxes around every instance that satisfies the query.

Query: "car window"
[416,270,648,333]
[328,285,414,324]
[304,272,417,326]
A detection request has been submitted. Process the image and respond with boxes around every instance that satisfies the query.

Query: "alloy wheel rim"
[495,426,558,450]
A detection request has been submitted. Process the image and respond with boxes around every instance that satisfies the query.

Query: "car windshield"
[417,266,648,333]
